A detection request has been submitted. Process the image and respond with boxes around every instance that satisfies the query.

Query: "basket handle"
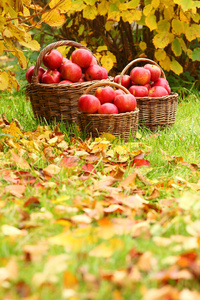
[31,40,99,84]
[83,81,131,95]
[119,58,166,84]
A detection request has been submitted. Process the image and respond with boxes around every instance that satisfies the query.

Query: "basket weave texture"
[119,58,179,131]
[77,82,139,143]
[26,40,113,124]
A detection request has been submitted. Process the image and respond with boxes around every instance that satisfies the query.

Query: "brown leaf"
[11,150,30,170]
[5,184,25,198]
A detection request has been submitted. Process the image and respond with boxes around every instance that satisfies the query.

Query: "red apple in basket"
[78,95,101,113]
[61,62,82,82]
[95,86,115,104]
[129,85,148,97]
[148,86,169,97]
[114,94,137,113]
[59,80,73,84]
[114,75,131,89]
[57,58,71,72]
[71,49,93,68]
[114,89,125,97]
[43,49,63,70]
[85,65,105,81]
[41,70,61,84]
[101,67,108,79]
[144,64,161,82]
[130,67,151,85]
[98,103,119,114]
[25,66,46,83]
[152,78,171,94]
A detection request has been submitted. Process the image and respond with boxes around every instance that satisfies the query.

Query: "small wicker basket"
[119,58,179,131]
[77,82,139,142]
[26,40,113,125]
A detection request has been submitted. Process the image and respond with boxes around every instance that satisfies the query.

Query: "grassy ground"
[0,85,200,300]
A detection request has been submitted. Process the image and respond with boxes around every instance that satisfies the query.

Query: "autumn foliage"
[0,0,200,91]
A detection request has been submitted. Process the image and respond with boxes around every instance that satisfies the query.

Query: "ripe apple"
[101,67,108,79]
[98,103,119,114]
[41,70,61,84]
[59,80,73,84]
[114,94,137,113]
[114,75,131,89]
[114,89,125,97]
[43,49,63,70]
[129,85,148,97]
[25,66,46,83]
[78,95,101,113]
[85,65,104,81]
[130,67,151,85]
[71,49,93,68]
[144,82,152,90]
[144,64,161,82]
[148,86,169,97]
[60,62,82,82]
[57,58,71,72]
[152,78,171,94]
[95,86,115,104]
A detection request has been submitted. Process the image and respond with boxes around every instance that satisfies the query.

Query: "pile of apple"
[78,86,137,114]
[114,64,171,98]
[25,48,108,84]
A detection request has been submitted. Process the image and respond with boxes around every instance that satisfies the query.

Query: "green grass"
[0,86,200,300]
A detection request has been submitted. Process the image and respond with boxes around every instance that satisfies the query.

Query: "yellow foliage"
[0,71,9,91]
[42,9,66,27]
[145,14,157,31]
[49,0,72,13]
[170,58,183,75]
[83,5,98,20]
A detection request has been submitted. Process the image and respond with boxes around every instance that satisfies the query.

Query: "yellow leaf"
[121,10,142,23]
[164,6,175,20]
[49,0,71,12]
[70,0,86,12]
[153,32,174,49]
[143,4,153,16]
[155,49,166,61]
[107,3,120,22]
[14,48,27,69]
[185,24,200,41]
[0,71,9,91]
[2,224,24,236]
[100,51,116,72]
[172,19,186,35]
[157,20,170,33]
[43,164,61,176]
[97,45,108,52]
[151,0,160,9]
[42,9,66,27]
[119,0,140,10]
[180,10,190,23]
[171,38,182,56]
[159,55,171,72]
[174,0,197,11]
[63,271,78,288]
[145,14,157,31]
[84,0,96,4]
[89,238,124,258]
[178,37,187,52]
[187,49,193,59]
[19,39,40,51]
[83,5,98,20]
[98,0,109,15]
[139,42,147,51]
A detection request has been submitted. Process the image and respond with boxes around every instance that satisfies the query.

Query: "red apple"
[144,82,152,90]
[95,86,115,104]
[129,85,148,97]
[114,75,131,89]
[98,103,118,114]
[25,66,46,83]
[71,49,93,68]
[59,80,73,84]
[148,86,169,97]
[101,67,108,79]
[144,64,161,82]
[114,94,137,113]
[78,94,101,113]
[41,70,61,84]
[114,89,125,97]
[60,62,82,82]
[90,56,98,65]
[43,49,63,70]
[57,58,71,72]
[130,67,151,85]
[85,65,104,81]
[152,78,171,94]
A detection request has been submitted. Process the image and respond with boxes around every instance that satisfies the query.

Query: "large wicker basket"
[26,40,113,125]
[119,58,179,131]
[77,82,139,143]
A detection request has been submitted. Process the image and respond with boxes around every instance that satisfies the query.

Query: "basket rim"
[135,92,179,101]
[77,107,139,118]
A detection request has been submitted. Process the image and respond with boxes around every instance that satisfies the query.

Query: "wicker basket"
[26,40,113,125]
[119,58,179,131]
[77,82,139,142]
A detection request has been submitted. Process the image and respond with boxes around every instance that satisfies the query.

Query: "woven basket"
[26,40,113,125]
[119,58,179,131]
[77,82,139,142]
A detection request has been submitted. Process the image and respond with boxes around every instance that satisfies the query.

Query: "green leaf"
[192,48,200,61]
[174,0,198,11]
[170,58,183,75]
[171,38,182,56]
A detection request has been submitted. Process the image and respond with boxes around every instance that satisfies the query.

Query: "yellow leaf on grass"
[43,9,66,27]
[2,224,25,236]
[63,270,78,288]
[89,238,124,258]
[43,164,61,176]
